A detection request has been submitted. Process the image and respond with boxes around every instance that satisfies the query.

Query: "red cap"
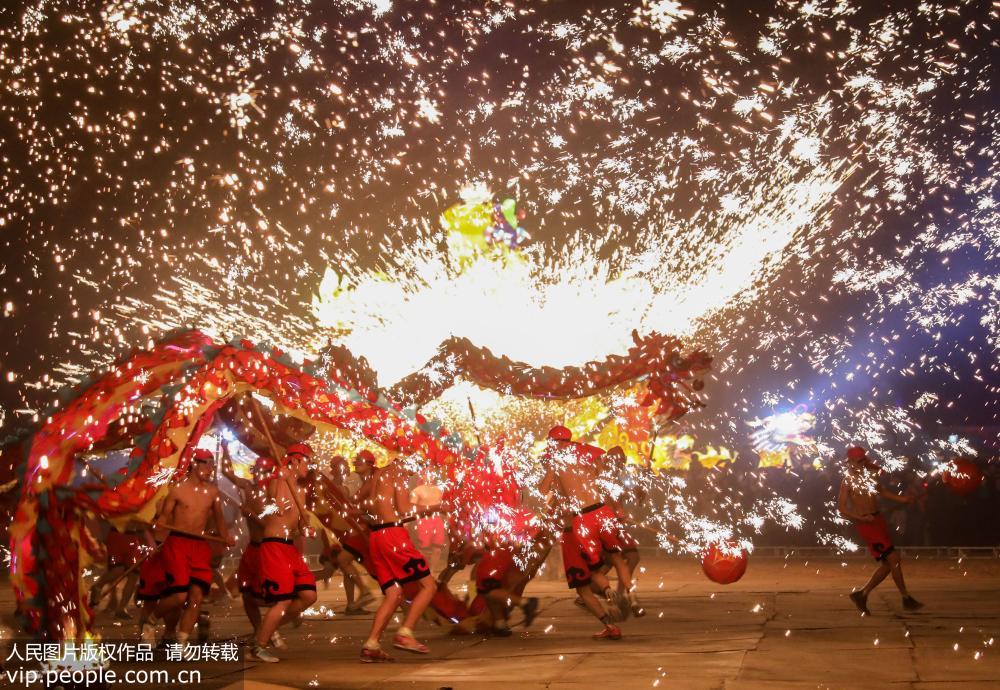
[355,449,376,464]
[548,425,572,442]
[192,448,214,462]
[846,446,867,462]
[254,456,276,473]
[285,443,313,459]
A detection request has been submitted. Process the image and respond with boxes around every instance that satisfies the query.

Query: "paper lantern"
[942,458,983,497]
[701,543,748,584]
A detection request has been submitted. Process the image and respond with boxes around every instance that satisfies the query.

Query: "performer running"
[539,425,636,633]
[90,521,153,619]
[313,451,377,614]
[557,513,622,639]
[355,456,446,662]
[599,454,646,617]
[470,528,542,636]
[137,448,235,648]
[251,443,318,663]
[220,449,288,649]
[838,446,923,615]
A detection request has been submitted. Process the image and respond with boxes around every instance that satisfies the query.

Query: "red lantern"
[701,543,748,585]
[942,458,983,497]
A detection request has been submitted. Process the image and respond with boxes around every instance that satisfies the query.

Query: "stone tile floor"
[3,554,998,689]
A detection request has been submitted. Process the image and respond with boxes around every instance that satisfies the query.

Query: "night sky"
[0,0,997,459]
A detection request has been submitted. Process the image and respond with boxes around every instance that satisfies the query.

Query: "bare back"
[547,442,604,510]
[242,485,268,541]
[262,475,307,539]
[367,464,412,523]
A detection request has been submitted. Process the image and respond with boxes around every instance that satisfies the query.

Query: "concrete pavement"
[5,553,999,689]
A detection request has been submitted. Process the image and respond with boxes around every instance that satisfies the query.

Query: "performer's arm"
[212,493,236,546]
[152,490,178,527]
[878,484,913,505]
[538,467,555,496]
[220,448,252,494]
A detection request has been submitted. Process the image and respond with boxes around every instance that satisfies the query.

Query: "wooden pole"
[248,396,310,528]
[142,521,230,544]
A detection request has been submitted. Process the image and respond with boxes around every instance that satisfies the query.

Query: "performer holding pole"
[136,448,236,648]
[355,457,448,662]
[249,442,317,663]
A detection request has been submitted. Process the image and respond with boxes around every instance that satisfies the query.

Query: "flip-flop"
[392,634,430,654]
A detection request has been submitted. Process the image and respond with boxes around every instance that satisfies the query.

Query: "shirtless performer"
[355,456,447,662]
[90,521,154,619]
[314,451,376,614]
[596,455,646,617]
[251,443,318,663]
[539,425,635,635]
[558,511,622,639]
[137,448,235,648]
[838,446,923,615]
[470,528,542,636]
[220,449,288,649]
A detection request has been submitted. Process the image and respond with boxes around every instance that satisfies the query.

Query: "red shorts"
[257,538,317,602]
[161,533,212,596]
[136,549,167,601]
[417,516,447,549]
[368,525,431,592]
[336,529,372,570]
[107,531,145,568]
[560,528,592,590]
[236,542,262,596]
[573,503,624,568]
[476,548,515,595]
[618,525,639,552]
[856,513,895,561]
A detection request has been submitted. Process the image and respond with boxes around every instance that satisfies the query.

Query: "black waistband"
[262,537,294,545]
[579,502,605,515]
[169,531,205,541]
[371,516,416,531]
[248,541,262,547]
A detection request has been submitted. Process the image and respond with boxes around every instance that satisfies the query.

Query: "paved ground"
[4,553,1000,689]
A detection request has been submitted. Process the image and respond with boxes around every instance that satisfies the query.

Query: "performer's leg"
[364,585,403,649]
[884,551,909,596]
[620,551,639,594]
[241,592,262,632]
[607,551,634,593]
[116,572,140,616]
[484,589,513,633]
[176,586,204,642]
[255,600,291,648]
[337,551,359,608]
[89,565,125,607]
[154,591,187,622]
[861,560,891,597]
[280,588,317,624]
[400,575,435,631]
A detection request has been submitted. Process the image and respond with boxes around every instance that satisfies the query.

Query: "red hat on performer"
[192,448,214,462]
[285,442,313,459]
[548,425,572,442]
[355,449,376,464]
[254,456,276,473]
[846,446,867,462]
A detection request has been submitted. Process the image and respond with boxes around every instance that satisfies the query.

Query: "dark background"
[0,0,996,457]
